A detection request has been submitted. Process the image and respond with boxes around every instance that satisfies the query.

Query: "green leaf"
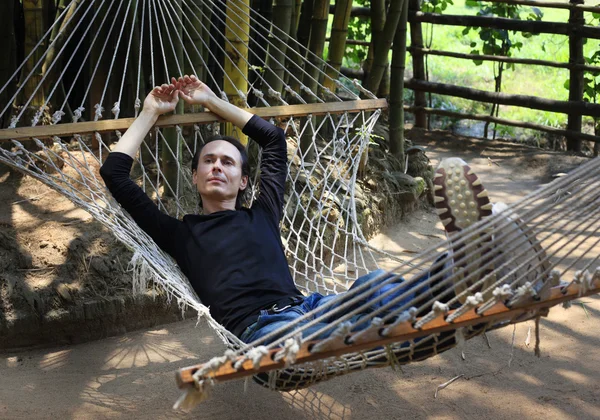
[592,12,600,19]
[474,59,484,66]
[470,42,477,48]
[531,7,543,19]
[564,79,570,90]
[465,0,478,7]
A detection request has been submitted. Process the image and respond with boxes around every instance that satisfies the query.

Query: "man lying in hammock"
[100,75,549,345]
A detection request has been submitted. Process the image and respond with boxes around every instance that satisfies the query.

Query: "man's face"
[193,140,248,204]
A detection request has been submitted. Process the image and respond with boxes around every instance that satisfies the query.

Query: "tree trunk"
[223,0,250,142]
[363,0,386,84]
[162,0,184,198]
[264,0,293,104]
[365,0,404,95]
[0,0,18,128]
[390,0,408,161]
[323,0,354,93]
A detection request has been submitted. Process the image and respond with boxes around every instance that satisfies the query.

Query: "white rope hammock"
[1,0,599,409]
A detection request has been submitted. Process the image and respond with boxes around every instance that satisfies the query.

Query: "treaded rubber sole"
[433,158,494,303]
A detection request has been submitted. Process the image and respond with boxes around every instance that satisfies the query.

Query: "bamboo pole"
[408,0,427,128]
[161,0,185,198]
[188,0,208,86]
[302,0,329,100]
[284,0,302,88]
[0,0,18,128]
[17,0,47,110]
[404,105,600,143]
[323,0,354,92]
[566,0,585,152]
[362,0,385,85]
[223,0,250,143]
[390,0,409,161]
[264,0,293,104]
[300,0,329,162]
[365,0,404,95]
[404,78,600,116]
[248,0,270,106]
[288,0,313,97]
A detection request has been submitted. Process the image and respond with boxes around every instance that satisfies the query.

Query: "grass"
[341,0,600,140]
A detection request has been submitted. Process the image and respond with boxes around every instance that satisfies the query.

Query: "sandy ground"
[1,133,599,419]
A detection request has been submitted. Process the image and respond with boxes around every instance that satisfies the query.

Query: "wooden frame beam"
[410,12,600,39]
[404,105,600,143]
[175,281,599,388]
[0,99,388,142]
[404,78,600,116]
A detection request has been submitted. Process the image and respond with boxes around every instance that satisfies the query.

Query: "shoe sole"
[433,158,494,303]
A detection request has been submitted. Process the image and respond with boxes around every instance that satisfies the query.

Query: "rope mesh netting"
[1,0,599,407]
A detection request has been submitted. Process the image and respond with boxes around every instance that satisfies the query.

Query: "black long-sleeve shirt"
[100,115,302,333]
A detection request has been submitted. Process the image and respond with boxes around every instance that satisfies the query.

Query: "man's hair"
[191,135,250,210]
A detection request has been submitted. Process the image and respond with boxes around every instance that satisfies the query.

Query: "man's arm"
[242,116,287,220]
[112,84,180,157]
[174,75,253,129]
[176,75,287,220]
[100,83,182,256]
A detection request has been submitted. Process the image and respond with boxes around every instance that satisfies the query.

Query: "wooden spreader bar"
[0,99,388,142]
[175,280,600,389]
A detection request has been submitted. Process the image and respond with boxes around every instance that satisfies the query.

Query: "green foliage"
[422,0,454,14]
[564,47,600,104]
[345,0,371,67]
[463,2,543,68]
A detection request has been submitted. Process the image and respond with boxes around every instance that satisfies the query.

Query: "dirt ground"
[1,130,599,419]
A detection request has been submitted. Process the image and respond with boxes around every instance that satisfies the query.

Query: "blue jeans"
[240,257,450,344]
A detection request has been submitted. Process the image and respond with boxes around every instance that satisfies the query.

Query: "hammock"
[0,0,598,410]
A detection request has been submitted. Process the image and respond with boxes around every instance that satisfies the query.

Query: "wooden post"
[567,0,584,152]
[390,0,409,162]
[0,0,18,128]
[408,0,427,128]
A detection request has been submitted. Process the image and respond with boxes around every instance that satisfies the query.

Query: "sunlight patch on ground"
[39,349,71,371]
[101,339,197,370]
[555,368,591,386]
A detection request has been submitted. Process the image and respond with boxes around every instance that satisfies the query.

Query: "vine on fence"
[463,0,543,139]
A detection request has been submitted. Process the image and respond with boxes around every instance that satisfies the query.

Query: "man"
[101,75,544,345]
